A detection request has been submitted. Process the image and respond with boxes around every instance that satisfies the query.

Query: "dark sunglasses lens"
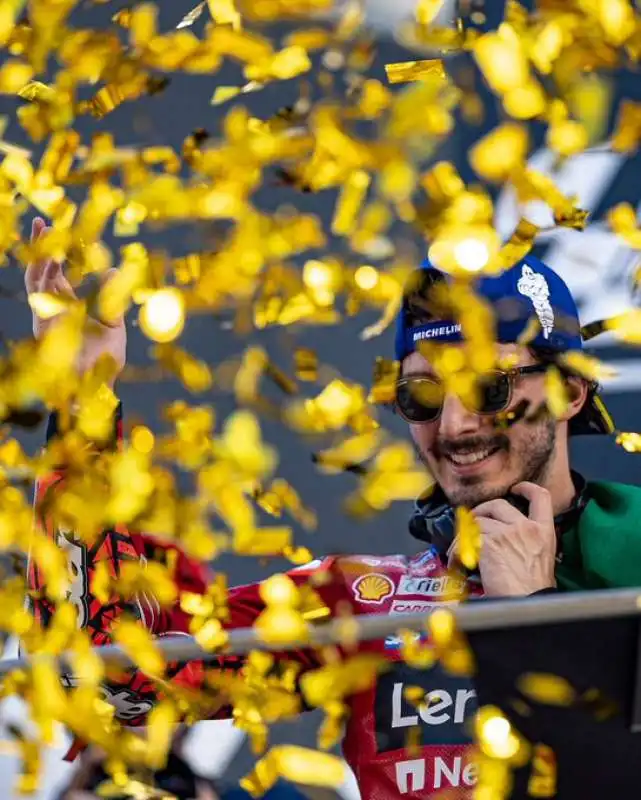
[477,372,511,413]
[396,379,443,422]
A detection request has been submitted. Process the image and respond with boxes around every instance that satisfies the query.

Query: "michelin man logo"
[516,265,554,339]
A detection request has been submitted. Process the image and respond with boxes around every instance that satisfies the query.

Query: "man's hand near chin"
[471,482,558,597]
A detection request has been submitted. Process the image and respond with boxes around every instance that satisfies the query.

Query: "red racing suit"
[28,414,483,799]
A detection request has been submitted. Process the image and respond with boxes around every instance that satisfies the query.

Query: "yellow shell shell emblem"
[352,573,394,604]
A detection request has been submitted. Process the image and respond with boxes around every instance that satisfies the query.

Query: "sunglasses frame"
[394,364,549,423]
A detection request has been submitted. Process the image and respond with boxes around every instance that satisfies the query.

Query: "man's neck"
[545,467,579,516]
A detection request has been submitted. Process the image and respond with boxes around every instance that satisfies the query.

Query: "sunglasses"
[395,365,549,423]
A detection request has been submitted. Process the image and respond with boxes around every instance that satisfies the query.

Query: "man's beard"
[414,416,557,508]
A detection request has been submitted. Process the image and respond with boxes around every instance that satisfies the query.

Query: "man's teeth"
[447,448,495,465]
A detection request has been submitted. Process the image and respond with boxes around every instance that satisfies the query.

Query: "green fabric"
[557,481,641,591]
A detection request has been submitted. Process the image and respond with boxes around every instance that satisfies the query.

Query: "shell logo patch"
[352,573,394,604]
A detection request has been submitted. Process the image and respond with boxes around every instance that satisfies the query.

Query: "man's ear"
[562,376,589,422]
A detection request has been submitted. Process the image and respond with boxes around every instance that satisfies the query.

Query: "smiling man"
[26,221,641,798]
[395,255,616,598]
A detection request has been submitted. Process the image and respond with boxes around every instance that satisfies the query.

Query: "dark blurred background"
[2,0,641,796]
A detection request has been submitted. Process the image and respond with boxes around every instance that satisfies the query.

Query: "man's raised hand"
[25,216,127,384]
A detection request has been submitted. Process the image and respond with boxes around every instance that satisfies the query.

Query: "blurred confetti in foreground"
[0,0,640,794]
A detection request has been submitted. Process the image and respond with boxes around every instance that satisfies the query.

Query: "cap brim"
[569,391,615,436]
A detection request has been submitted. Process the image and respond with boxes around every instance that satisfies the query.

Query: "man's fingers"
[473,498,524,524]
[25,217,50,294]
[37,258,59,292]
[511,482,554,524]
[50,267,77,299]
[30,216,46,242]
[24,217,51,294]
[476,517,507,538]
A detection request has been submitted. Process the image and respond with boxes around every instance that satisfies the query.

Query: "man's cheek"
[410,423,436,454]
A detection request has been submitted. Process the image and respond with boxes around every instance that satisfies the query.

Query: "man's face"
[403,344,558,508]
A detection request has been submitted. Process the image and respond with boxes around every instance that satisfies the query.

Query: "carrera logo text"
[396,575,463,597]
[352,573,394,604]
[390,600,437,615]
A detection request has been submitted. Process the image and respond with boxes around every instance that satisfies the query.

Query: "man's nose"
[438,392,483,439]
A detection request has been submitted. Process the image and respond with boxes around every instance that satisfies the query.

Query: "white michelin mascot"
[517,264,555,339]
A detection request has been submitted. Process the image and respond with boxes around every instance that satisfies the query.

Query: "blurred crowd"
[55,733,342,800]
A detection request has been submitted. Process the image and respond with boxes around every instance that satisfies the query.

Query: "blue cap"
[395,255,614,436]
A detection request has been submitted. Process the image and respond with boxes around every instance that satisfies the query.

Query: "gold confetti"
[475,706,526,761]
[415,0,445,26]
[5,0,641,792]
[611,100,641,153]
[385,59,446,85]
[241,746,345,797]
[112,619,166,677]
[607,201,641,248]
[617,432,641,453]
[469,123,529,182]
[455,507,481,570]
[544,366,570,419]
[176,2,208,29]
[331,169,371,236]
[517,673,576,706]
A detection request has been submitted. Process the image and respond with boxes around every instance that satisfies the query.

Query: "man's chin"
[441,476,512,509]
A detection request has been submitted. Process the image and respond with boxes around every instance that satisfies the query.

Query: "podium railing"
[3,587,641,676]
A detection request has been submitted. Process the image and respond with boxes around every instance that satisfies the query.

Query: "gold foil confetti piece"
[416,0,445,26]
[469,123,529,182]
[607,201,641,248]
[16,81,55,103]
[313,431,382,474]
[473,29,530,95]
[547,118,589,158]
[145,700,178,770]
[177,1,208,29]
[567,73,612,145]
[517,673,575,706]
[475,706,525,760]
[544,366,570,419]
[241,746,345,797]
[331,169,370,236]
[611,100,641,152]
[112,619,166,677]
[211,80,264,105]
[0,59,33,93]
[559,351,617,382]
[617,432,641,453]
[384,59,446,85]
[208,0,241,29]
[284,27,331,52]
[454,506,481,570]
[528,743,557,798]
[139,288,186,343]
[293,348,318,382]
[300,654,388,709]
[0,0,26,46]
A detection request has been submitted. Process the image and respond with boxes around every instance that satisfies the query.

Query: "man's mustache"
[434,434,510,458]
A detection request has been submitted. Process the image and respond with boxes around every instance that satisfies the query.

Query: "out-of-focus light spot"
[453,238,490,272]
[131,425,154,454]
[303,260,333,291]
[354,265,379,290]
[139,288,185,343]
